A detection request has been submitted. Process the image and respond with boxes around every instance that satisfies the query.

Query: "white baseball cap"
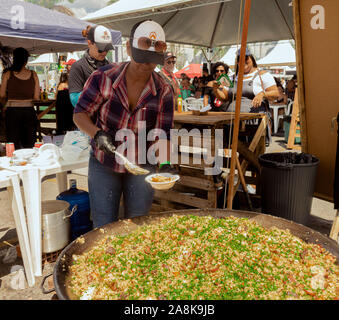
[130,20,167,65]
[87,25,114,52]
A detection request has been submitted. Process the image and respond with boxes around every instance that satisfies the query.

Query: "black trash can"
[258,152,319,225]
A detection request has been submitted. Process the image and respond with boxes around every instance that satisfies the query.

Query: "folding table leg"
[9,175,35,287]
[273,107,278,134]
[235,156,253,211]
[329,210,339,242]
[21,168,42,277]
[228,116,267,207]
[56,171,68,194]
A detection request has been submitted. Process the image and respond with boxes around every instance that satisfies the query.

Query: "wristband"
[159,161,171,169]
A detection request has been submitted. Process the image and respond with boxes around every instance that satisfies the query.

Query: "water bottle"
[56,179,92,240]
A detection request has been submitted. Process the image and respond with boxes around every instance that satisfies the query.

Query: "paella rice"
[68,215,339,300]
[150,175,175,183]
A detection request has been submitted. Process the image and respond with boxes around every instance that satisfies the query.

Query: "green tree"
[24,0,74,10]
[107,0,119,5]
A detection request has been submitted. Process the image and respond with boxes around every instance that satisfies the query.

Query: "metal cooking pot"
[46,209,339,300]
[42,200,77,253]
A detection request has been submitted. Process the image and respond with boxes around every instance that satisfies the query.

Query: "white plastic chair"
[182,99,189,111]
[270,103,287,134]
[286,99,293,116]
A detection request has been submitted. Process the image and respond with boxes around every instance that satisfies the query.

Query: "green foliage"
[107,0,119,5]
[24,0,74,9]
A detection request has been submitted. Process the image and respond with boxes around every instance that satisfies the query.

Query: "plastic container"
[56,179,92,240]
[259,152,319,225]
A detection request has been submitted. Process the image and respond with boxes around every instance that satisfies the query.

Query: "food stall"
[152,111,267,212]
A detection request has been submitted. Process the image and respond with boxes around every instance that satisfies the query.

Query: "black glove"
[93,130,116,156]
[159,163,179,175]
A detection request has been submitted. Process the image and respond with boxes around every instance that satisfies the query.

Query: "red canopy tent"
[175,64,202,79]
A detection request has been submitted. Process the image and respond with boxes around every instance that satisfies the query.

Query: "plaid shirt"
[74,62,174,173]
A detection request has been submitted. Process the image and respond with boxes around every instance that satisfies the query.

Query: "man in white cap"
[68,25,114,107]
[73,20,175,228]
[159,52,180,109]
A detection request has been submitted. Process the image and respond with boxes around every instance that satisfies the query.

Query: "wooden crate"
[152,165,220,212]
[42,249,63,265]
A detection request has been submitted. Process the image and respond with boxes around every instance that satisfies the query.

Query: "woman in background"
[203,62,230,112]
[214,49,279,113]
[274,77,287,104]
[55,72,75,134]
[0,47,40,149]
[213,48,279,145]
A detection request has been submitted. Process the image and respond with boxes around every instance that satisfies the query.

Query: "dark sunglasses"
[215,69,225,74]
[93,43,108,53]
[166,60,176,65]
[132,37,167,53]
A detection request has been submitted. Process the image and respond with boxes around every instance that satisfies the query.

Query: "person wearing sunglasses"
[158,52,180,109]
[203,62,230,112]
[68,25,113,107]
[73,20,175,228]
[214,48,279,113]
[213,48,279,145]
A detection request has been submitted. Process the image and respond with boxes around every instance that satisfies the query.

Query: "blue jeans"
[88,154,155,228]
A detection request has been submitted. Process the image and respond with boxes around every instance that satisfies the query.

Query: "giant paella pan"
[50,209,339,300]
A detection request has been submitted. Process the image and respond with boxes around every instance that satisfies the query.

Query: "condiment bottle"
[177,94,183,113]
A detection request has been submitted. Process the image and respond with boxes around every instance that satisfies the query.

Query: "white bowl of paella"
[145,173,180,190]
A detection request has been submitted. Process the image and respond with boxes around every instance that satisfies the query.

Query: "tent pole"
[274,0,295,40]
[227,0,252,210]
[201,48,212,73]
[207,48,213,73]
[293,0,308,152]
[209,2,225,48]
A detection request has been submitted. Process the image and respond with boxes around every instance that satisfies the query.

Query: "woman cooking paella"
[73,20,175,229]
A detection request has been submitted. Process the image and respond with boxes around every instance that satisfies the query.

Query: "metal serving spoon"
[100,136,150,175]
[113,150,150,175]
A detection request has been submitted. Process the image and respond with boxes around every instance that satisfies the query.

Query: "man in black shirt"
[69,25,114,107]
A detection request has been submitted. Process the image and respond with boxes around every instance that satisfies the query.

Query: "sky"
[60,0,111,18]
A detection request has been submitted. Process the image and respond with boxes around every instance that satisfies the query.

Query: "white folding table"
[0,156,89,277]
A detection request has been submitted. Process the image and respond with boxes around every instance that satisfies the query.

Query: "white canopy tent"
[29,53,56,65]
[220,45,239,66]
[28,53,57,91]
[0,0,121,54]
[82,0,294,48]
[257,40,296,66]
[66,52,82,61]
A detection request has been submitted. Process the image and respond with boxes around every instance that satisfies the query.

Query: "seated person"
[192,76,199,90]
[213,49,279,145]
[203,62,230,112]
[180,77,195,100]
[194,77,205,98]
[213,50,279,113]
[285,75,297,101]
[273,77,288,104]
